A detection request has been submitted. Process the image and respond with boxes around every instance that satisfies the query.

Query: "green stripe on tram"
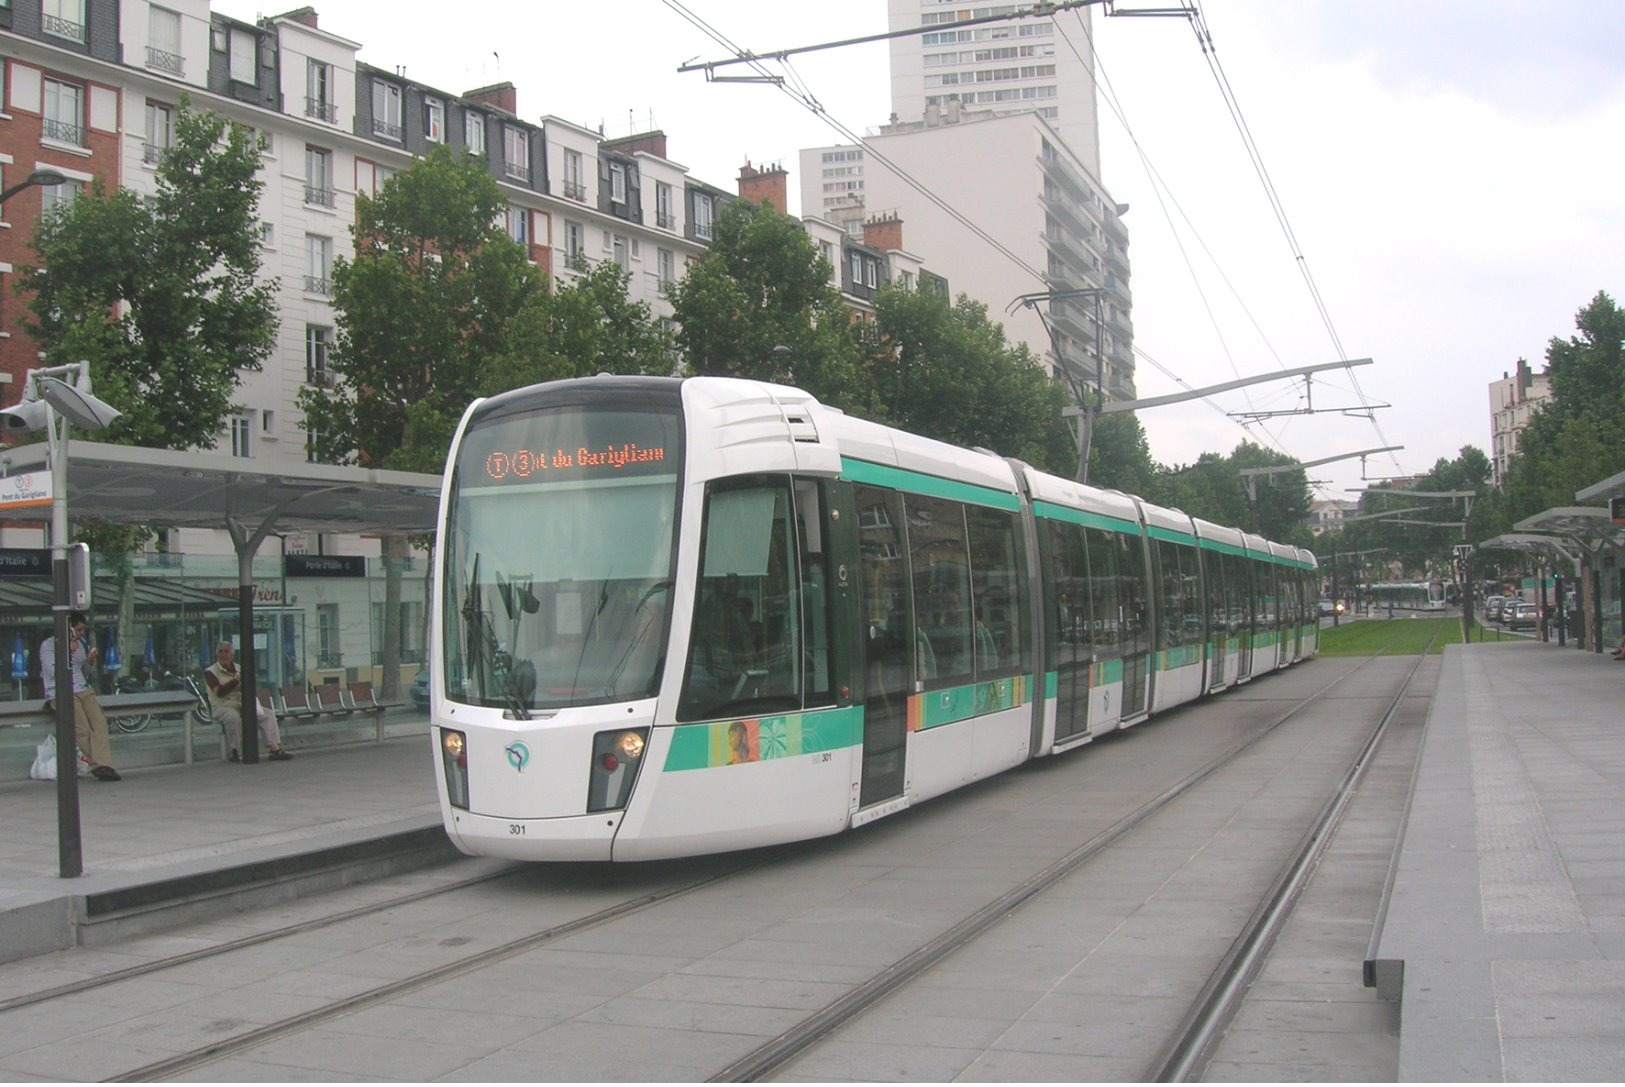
[840,458,1021,511]
[663,706,862,771]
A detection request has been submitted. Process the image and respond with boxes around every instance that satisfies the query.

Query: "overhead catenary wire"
[1182,1,1406,479]
[664,1,1338,484]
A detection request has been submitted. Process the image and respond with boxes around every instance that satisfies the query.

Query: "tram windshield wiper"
[461,557,531,720]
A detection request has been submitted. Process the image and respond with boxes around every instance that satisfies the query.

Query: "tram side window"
[856,485,926,695]
[1085,527,1121,655]
[793,479,835,706]
[1201,549,1226,641]
[1155,541,1201,649]
[906,494,972,687]
[967,506,1026,676]
[678,477,804,722]
[1117,532,1150,653]
[1047,520,1090,665]
[1226,553,1250,636]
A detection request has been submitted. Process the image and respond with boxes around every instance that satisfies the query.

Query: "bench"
[1,691,217,763]
[278,682,405,742]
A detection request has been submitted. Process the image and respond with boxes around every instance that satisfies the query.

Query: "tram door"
[1118,532,1151,718]
[1204,552,1227,690]
[855,485,910,807]
[1235,555,1255,678]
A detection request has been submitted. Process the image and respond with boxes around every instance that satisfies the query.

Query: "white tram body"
[430,377,1318,861]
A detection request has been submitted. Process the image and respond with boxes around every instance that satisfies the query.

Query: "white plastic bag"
[29,737,57,781]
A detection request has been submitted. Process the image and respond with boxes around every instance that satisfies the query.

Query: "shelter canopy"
[0,439,440,535]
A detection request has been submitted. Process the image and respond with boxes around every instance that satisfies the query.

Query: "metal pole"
[1330,544,1340,628]
[238,548,260,764]
[48,412,82,878]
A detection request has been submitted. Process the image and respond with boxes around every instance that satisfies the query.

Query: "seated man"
[204,641,292,762]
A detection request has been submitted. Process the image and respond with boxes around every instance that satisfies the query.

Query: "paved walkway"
[1,641,1622,1081]
[1376,639,1625,1080]
[0,717,442,962]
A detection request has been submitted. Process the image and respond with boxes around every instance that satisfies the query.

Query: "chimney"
[737,161,788,213]
[863,213,903,253]
[602,131,668,160]
[464,82,518,115]
[279,6,319,28]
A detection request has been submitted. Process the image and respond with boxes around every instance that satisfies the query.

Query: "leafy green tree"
[302,145,543,698]
[867,284,1076,473]
[1086,411,1159,497]
[22,101,276,449]
[21,102,276,675]
[301,144,542,473]
[667,199,867,406]
[1506,292,1625,518]
[474,259,675,396]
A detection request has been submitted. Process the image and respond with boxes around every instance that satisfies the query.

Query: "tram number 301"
[509,824,526,835]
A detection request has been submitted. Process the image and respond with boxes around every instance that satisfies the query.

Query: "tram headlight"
[440,728,470,810]
[587,727,649,813]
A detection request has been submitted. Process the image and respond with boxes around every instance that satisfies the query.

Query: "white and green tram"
[431,376,1318,861]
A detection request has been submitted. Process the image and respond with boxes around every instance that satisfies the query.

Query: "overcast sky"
[213,1,1625,501]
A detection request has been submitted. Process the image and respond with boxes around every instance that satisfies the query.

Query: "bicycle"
[109,673,213,733]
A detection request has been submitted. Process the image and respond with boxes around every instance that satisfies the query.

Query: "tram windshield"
[441,403,682,712]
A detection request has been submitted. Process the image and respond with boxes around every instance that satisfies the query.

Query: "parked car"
[1485,595,1505,622]
[1317,598,1335,617]
[1506,601,1539,631]
[410,667,430,710]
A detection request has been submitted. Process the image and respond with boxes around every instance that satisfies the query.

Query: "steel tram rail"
[7,637,1414,1083]
[1144,623,1442,1082]
[0,862,524,1017]
[709,635,1429,1082]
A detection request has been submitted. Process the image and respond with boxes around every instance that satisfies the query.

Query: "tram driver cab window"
[679,477,826,722]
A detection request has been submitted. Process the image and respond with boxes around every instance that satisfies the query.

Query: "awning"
[0,439,440,535]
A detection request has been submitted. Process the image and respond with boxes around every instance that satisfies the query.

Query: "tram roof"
[0,439,441,535]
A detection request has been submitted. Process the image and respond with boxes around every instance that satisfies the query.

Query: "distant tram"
[429,377,1318,861]
[1368,580,1448,612]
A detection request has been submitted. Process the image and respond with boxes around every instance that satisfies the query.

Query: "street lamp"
[0,168,70,207]
[1,364,120,878]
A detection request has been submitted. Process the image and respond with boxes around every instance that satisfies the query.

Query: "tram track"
[710,639,1432,1082]
[1144,624,1440,1081]
[0,636,1430,1083]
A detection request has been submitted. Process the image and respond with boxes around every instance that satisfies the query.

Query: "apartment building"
[0,1,732,691]
[1488,358,1551,487]
[887,0,1102,176]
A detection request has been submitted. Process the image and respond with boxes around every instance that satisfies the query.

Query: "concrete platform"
[0,722,452,963]
[1373,640,1625,1080]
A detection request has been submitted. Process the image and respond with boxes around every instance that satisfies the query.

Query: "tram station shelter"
[1478,468,1625,652]
[0,439,440,705]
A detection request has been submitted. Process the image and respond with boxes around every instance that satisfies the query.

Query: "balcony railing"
[305,97,337,123]
[371,118,402,140]
[142,143,163,165]
[304,185,337,208]
[562,180,586,201]
[306,366,334,387]
[146,47,184,77]
[504,159,530,181]
[43,13,85,41]
[304,275,332,295]
[42,117,84,146]
[656,210,675,230]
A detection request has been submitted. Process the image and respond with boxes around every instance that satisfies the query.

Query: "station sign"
[0,473,51,513]
[285,554,367,578]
